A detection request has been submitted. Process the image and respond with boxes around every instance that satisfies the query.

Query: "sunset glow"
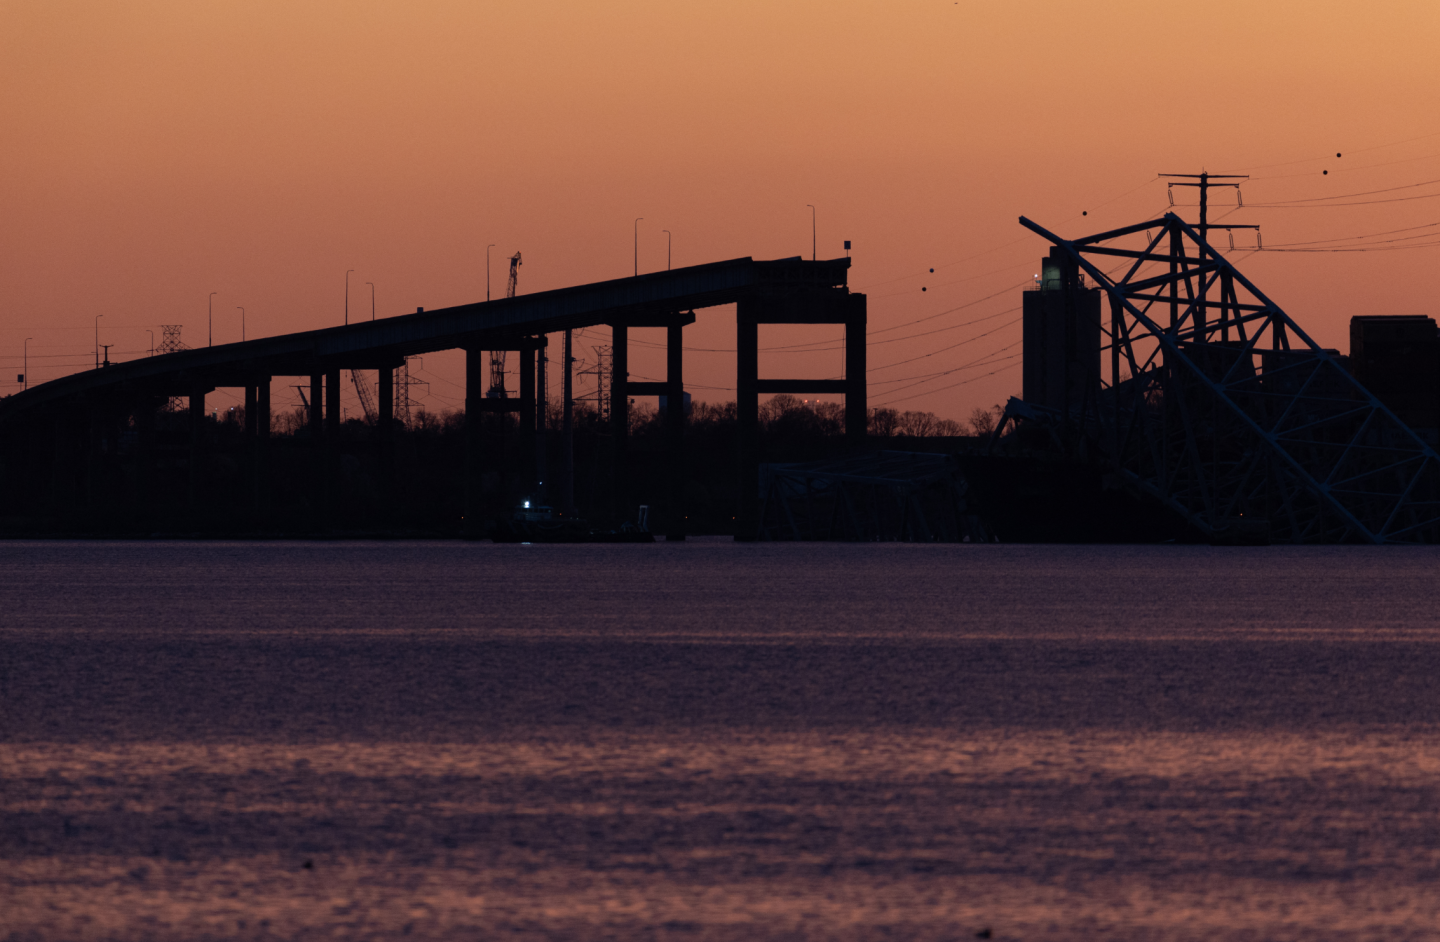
[4,0,1439,419]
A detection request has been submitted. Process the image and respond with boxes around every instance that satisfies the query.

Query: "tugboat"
[489,501,655,543]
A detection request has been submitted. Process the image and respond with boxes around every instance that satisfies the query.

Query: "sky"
[4,0,1440,422]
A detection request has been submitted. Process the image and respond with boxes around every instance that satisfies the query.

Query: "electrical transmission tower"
[157,325,188,411]
[157,325,187,354]
[394,356,426,426]
[487,251,523,398]
[578,344,612,423]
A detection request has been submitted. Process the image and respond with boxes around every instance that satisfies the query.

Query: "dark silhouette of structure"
[994,211,1440,544]
[1349,316,1439,432]
[0,256,866,541]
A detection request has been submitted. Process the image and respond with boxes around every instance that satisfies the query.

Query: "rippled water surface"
[4,540,1440,940]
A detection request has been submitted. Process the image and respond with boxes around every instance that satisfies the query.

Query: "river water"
[3,540,1440,940]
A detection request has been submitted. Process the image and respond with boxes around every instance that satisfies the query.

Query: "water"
[4,540,1440,940]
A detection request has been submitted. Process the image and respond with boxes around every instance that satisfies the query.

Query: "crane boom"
[489,251,523,398]
[351,370,377,423]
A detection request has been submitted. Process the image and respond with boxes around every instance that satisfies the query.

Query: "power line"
[878,358,1022,407]
[867,317,1022,374]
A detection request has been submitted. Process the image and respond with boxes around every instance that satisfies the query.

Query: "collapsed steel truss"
[1003,212,1440,544]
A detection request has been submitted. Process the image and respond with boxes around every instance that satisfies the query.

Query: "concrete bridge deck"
[0,255,866,539]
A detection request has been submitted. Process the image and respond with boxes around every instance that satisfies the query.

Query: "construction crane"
[488,251,522,398]
[350,370,377,423]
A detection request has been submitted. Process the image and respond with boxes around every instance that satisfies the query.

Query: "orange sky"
[4,0,1440,422]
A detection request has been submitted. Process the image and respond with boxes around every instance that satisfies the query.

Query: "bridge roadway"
[0,255,867,540]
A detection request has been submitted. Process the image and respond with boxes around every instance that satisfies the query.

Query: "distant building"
[1350,315,1439,430]
[1022,247,1101,413]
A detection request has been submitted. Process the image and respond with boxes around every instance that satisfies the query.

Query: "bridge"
[0,256,867,539]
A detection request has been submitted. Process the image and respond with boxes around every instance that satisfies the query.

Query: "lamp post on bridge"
[146,329,153,356]
[237,307,245,342]
[366,282,375,321]
[345,269,354,325]
[663,230,671,270]
[486,244,496,301]
[208,291,217,347]
[807,204,816,261]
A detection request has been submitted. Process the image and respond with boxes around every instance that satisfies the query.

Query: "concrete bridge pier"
[325,368,340,526]
[734,290,866,541]
[610,322,628,525]
[607,312,695,536]
[665,319,686,540]
[246,377,270,519]
[519,341,536,498]
[377,365,394,523]
[464,346,485,537]
[188,383,207,512]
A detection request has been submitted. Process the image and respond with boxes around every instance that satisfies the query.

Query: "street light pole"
[24,337,32,390]
[807,204,816,261]
[345,269,354,325]
[237,307,245,342]
[634,218,643,277]
[486,244,496,301]
[663,230,671,270]
[366,282,375,321]
[146,329,153,356]
[95,314,103,368]
[208,291,217,347]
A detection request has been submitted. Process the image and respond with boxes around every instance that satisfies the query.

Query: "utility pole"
[24,337,32,389]
[94,314,103,368]
[1161,172,1256,337]
[1160,172,1249,252]
[807,204,816,261]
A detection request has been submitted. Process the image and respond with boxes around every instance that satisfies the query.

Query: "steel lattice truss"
[1012,212,1440,543]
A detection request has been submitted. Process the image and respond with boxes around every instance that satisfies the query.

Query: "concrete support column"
[536,336,547,504]
[309,374,323,439]
[244,385,257,438]
[665,319,686,541]
[133,401,155,521]
[464,346,484,537]
[735,303,759,541]
[325,369,340,525]
[520,344,536,497]
[255,377,270,517]
[188,384,206,511]
[561,329,575,514]
[378,365,394,521]
[845,292,868,441]
[610,322,629,523]
[309,372,323,524]
[325,370,341,434]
